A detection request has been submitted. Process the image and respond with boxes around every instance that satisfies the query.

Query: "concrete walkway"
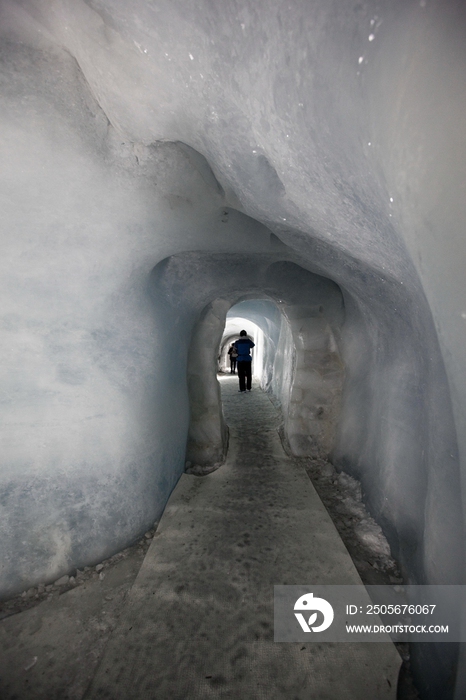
[84,376,400,699]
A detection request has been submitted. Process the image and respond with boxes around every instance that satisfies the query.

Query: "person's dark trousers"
[230,359,237,373]
[237,361,252,391]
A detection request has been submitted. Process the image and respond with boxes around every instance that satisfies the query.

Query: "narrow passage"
[85,377,400,699]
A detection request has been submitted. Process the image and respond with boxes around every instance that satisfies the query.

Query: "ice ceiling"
[1,0,466,697]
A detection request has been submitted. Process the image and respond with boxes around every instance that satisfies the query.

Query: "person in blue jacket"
[234,330,255,392]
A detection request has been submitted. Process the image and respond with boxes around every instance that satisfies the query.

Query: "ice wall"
[186,299,230,467]
[1,0,466,696]
[0,26,279,594]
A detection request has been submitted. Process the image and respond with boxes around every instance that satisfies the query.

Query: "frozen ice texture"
[1,2,466,695]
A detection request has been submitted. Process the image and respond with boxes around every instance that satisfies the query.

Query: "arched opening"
[176,256,346,472]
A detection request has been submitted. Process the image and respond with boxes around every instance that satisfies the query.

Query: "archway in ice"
[181,276,345,470]
[146,246,343,468]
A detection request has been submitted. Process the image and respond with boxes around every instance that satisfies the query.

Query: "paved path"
[85,376,400,699]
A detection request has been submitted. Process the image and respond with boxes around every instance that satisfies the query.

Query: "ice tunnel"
[1,0,466,697]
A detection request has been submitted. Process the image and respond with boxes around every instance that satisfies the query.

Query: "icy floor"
[302,459,401,585]
[0,378,420,699]
[300,458,419,699]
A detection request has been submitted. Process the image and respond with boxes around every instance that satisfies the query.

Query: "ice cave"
[1,0,466,698]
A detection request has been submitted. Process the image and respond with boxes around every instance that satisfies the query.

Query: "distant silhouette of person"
[234,331,255,392]
[228,343,238,373]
